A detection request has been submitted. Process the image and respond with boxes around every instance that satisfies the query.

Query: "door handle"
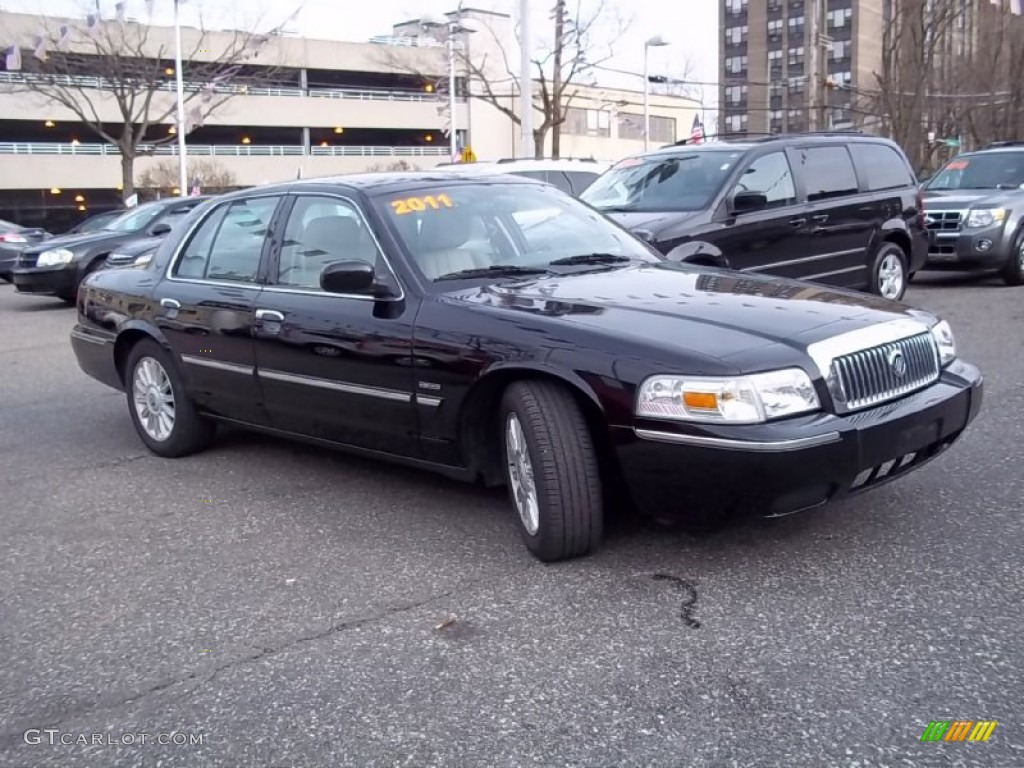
[159,298,180,310]
[811,214,829,223]
[255,309,285,323]
[789,217,807,227]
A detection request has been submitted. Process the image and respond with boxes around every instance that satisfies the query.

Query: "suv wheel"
[1000,231,1024,286]
[870,243,908,301]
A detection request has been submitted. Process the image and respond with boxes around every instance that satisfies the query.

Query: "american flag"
[689,114,705,144]
[189,176,201,196]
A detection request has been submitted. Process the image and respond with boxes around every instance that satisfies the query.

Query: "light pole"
[643,35,670,151]
[422,14,478,163]
[172,0,187,196]
[519,0,532,157]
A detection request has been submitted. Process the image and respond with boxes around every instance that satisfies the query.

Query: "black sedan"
[13,196,209,303]
[70,173,984,562]
[0,218,49,282]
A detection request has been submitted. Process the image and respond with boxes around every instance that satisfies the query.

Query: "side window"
[172,197,280,283]
[277,195,380,290]
[799,146,859,201]
[546,172,575,195]
[850,143,915,191]
[565,171,599,195]
[734,151,797,208]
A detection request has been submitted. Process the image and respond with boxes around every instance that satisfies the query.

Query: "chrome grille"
[925,210,964,233]
[831,332,940,412]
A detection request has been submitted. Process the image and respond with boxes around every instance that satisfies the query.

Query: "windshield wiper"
[547,253,633,266]
[434,264,553,281]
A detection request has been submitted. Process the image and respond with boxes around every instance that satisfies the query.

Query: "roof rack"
[668,129,865,147]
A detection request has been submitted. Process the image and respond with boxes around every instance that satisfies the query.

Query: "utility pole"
[519,0,533,157]
[807,0,830,131]
[550,0,566,158]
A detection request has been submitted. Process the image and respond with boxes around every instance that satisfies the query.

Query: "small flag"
[32,34,48,61]
[190,176,201,196]
[689,113,705,144]
[4,45,22,71]
[58,24,72,47]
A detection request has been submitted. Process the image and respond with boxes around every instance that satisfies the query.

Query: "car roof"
[434,158,609,174]
[219,172,550,200]
[642,133,898,159]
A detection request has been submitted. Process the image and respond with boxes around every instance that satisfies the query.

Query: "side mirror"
[150,222,172,237]
[731,191,768,214]
[320,260,379,295]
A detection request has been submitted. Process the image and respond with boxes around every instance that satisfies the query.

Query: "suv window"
[797,146,859,201]
[173,197,281,282]
[277,195,381,290]
[565,171,599,195]
[849,143,914,191]
[733,151,796,208]
[510,170,574,195]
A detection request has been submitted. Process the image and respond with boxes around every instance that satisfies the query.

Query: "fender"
[664,240,729,268]
[476,359,606,414]
[116,317,172,349]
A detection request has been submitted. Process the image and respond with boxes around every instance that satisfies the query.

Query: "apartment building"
[0,8,696,228]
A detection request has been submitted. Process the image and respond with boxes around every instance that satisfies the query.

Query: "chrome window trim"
[745,247,862,272]
[180,355,254,375]
[258,368,412,402]
[635,428,841,452]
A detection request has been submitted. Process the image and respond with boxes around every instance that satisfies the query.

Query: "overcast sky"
[1,0,719,108]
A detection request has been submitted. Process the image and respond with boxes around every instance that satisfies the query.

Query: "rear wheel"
[1000,231,1024,286]
[125,339,215,457]
[500,380,603,562]
[870,242,908,301]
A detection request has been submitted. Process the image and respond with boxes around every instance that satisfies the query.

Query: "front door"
[251,192,420,456]
[711,149,808,274]
[154,194,284,425]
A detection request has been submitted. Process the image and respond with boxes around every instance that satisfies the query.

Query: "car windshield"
[925,152,1024,190]
[375,181,659,282]
[80,212,121,232]
[103,203,166,232]
[580,150,745,212]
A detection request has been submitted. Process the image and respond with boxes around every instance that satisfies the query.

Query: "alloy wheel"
[505,413,540,535]
[132,356,176,441]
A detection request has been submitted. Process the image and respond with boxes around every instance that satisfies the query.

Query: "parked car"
[435,158,608,196]
[64,209,125,235]
[102,236,163,270]
[12,196,209,303]
[70,173,982,562]
[0,218,50,282]
[580,132,928,301]
[920,141,1024,285]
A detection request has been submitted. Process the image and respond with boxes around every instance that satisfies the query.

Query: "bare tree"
[137,158,237,198]
[378,0,630,158]
[2,7,295,200]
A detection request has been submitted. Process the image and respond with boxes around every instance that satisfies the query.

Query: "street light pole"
[643,36,669,151]
[447,31,457,162]
[172,0,188,196]
[519,0,533,157]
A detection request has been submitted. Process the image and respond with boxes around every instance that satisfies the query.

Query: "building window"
[725,113,748,133]
[767,19,783,36]
[788,46,805,65]
[564,107,610,137]
[768,0,782,9]
[725,55,748,74]
[725,25,748,45]
[788,76,805,93]
[828,8,853,27]
[788,15,805,30]
[617,113,675,143]
[832,40,850,60]
[725,84,748,104]
[770,82,783,98]
[725,0,748,14]
[768,49,783,68]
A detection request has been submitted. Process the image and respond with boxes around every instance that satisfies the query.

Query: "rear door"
[154,194,284,424]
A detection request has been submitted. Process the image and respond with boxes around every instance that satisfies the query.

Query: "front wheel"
[500,381,603,562]
[870,242,909,301]
[125,339,215,457]
[1000,231,1024,286]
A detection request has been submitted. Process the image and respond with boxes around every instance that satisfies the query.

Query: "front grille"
[831,332,940,411]
[925,210,964,233]
[16,252,39,268]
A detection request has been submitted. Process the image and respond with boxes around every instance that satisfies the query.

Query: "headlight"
[36,248,75,267]
[929,319,956,366]
[636,368,820,424]
[133,252,154,267]
[964,207,1006,228]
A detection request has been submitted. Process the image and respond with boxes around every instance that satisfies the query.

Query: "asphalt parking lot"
[0,273,1021,768]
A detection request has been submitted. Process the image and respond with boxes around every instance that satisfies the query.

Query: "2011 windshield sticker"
[391,194,454,215]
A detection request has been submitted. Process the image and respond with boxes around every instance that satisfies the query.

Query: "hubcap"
[1017,240,1024,275]
[878,252,905,299]
[132,356,176,441]
[505,413,539,535]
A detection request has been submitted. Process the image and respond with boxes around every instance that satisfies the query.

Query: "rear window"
[850,143,915,191]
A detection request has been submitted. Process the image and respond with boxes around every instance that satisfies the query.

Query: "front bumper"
[925,225,1009,270]
[0,247,18,278]
[615,359,983,521]
[13,265,77,296]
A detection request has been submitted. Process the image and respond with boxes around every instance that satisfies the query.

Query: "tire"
[869,242,909,301]
[124,339,215,457]
[1000,230,1024,286]
[500,380,603,562]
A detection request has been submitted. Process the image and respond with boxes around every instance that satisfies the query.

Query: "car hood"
[922,189,1018,209]
[446,263,934,369]
[24,230,133,254]
[110,236,163,256]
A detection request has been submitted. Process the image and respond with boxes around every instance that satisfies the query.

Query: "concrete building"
[0,8,697,228]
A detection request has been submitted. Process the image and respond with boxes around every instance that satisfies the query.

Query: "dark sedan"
[13,196,209,303]
[0,218,49,282]
[70,173,983,562]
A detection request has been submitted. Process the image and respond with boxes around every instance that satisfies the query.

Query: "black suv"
[580,133,928,301]
[920,142,1024,285]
